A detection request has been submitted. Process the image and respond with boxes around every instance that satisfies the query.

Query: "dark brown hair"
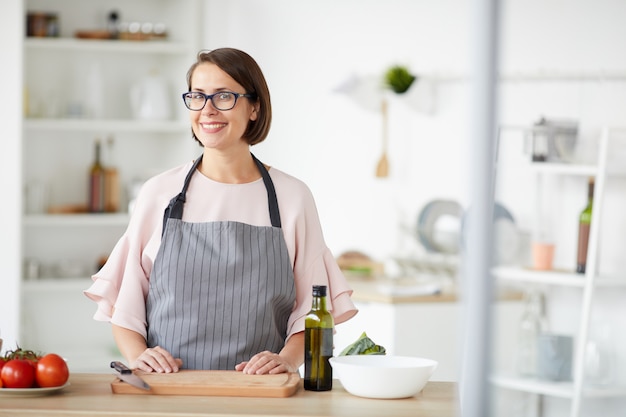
[186,48,272,146]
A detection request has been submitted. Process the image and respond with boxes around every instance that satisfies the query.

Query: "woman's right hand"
[131,346,183,373]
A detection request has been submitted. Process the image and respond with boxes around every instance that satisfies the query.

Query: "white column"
[459,0,500,416]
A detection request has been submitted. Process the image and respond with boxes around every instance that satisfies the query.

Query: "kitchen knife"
[110,361,151,391]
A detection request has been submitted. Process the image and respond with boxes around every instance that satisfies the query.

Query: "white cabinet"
[20,0,201,371]
[491,127,626,417]
[334,284,524,382]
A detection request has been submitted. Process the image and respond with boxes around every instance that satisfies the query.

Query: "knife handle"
[110,361,132,374]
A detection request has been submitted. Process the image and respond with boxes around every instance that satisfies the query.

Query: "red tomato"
[1,359,36,388]
[35,353,69,388]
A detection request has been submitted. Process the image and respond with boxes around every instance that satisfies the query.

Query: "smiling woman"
[183,49,272,149]
[184,60,259,154]
[84,48,357,375]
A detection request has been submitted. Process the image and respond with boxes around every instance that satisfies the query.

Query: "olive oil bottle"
[304,285,334,391]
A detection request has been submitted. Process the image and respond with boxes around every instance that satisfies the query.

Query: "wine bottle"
[103,136,120,213]
[88,139,105,213]
[304,285,334,391]
[576,177,594,274]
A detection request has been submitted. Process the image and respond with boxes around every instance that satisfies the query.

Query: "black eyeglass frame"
[181,91,257,111]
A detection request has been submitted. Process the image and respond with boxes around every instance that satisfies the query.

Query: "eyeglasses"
[182,91,256,111]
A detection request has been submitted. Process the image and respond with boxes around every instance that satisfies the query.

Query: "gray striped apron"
[146,154,296,370]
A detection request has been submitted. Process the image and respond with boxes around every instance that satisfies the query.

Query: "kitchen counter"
[336,278,524,381]
[0,373,459,417]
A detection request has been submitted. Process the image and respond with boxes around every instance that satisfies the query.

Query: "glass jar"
[516,290,548,377]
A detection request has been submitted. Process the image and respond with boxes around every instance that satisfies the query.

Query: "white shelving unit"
[20,0,201,370]
[491,127,626,417]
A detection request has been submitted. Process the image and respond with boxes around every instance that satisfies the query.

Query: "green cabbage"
[339,332,386,356]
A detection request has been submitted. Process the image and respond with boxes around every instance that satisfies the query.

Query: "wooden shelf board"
[25,37,192,54]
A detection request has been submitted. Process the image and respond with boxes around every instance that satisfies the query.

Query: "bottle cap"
[312,285,327,297]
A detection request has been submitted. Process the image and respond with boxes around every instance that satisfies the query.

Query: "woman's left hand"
[235,351,296,375]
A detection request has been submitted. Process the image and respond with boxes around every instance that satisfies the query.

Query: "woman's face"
[188,62,258,151]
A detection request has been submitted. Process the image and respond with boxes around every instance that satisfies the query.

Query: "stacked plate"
[416,199,520,265]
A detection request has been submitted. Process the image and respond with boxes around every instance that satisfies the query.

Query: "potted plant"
[384,65,416,94]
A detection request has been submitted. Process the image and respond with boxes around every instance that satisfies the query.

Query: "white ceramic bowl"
[329,355,438,399]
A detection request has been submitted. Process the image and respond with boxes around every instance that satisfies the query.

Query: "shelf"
[24,118,188,133]
[491,374,626,399]
[526,160,626,177]
[529,162,598,177]
[24,37,193,55]
[23,213,130,227]
[492,266,626,288]
[22,278,93,292]
[498,125,626,176]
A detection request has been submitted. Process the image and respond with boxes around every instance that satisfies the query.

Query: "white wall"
[206,0,471,260]
[0,1,23,351]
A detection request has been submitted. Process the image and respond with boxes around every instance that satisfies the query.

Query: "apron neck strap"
[161,155,203,235]
[251,153,281,228]
[162,153,282,235]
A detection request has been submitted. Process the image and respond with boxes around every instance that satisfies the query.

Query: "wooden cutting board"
[111,370,301,398]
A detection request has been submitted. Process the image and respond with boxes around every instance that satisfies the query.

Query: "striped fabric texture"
[147,219,295,370]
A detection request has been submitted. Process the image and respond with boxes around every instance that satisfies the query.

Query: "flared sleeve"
[83,231,152,338]
[286,246,357,339]
[277,172,358,340]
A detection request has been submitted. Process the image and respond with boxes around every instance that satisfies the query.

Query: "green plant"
[384,65,416,94]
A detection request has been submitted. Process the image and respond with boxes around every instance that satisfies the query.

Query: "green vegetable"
[339,332,386,356]
[384,65,416,94]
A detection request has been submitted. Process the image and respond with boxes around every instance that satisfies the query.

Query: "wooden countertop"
[348,277,522,304]
[0,373,459,417]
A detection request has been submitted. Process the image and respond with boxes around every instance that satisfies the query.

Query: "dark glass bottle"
[103,136,120,213]
[576,177,594,273]
[88,139,105,213]
[304,285,334,391]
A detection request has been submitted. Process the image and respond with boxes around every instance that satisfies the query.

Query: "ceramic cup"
[532,242,555,270]
[537,333,573,381]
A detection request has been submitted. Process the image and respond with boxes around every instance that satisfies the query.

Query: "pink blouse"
[84,159,357,341]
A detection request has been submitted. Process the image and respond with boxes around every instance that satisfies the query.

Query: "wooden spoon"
[375,98,389,178]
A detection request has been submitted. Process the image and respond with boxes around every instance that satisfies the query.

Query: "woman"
[84,48,357,375]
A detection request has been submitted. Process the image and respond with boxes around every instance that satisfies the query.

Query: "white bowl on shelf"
[329,355,438,399]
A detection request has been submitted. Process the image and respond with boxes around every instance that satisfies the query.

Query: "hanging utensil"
[375,98,389,178]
